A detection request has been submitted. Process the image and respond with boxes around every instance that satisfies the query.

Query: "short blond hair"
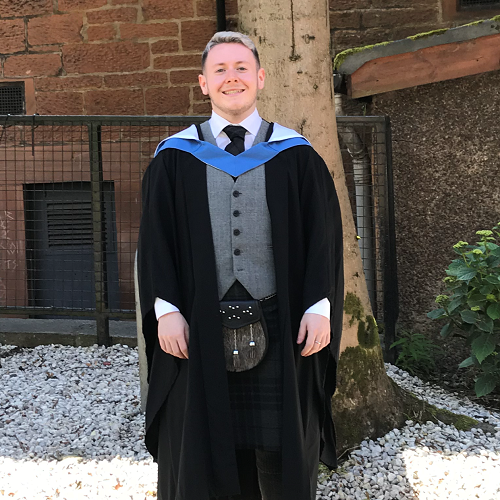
[201,31,260,70]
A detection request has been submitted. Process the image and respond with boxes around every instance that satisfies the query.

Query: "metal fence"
[0,115,397,356]
[338,116,398,359]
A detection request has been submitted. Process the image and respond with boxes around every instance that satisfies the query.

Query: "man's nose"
[225,69,240,81]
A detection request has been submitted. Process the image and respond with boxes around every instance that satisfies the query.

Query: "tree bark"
[237,0,408,455]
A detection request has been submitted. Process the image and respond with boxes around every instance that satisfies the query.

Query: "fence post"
[89,122,110,346]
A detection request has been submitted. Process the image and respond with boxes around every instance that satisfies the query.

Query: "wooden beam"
[347,33,500,98]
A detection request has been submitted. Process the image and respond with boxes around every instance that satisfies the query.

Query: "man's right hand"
[157,312,190,359]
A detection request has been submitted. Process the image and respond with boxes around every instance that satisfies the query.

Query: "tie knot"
[223,125,247,142]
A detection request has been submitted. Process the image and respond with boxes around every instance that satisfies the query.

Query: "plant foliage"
[428,224,500,397]
[390,330,442,376]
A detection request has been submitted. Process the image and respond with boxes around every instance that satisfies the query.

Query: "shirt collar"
[209,108,262,139]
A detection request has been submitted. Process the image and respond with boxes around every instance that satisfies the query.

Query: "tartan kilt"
[224,284,283,451]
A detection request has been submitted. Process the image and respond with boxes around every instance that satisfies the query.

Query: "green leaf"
[471,334,496,363]
[480,285,495,295]
[427,308,446,320]
[459,357,475,368]
[477,316,494,333]
[389,339,406,349]
[485,275,500,284]
[475,374,497,397]
[440,322,453,338]
[448,296,463,313]
[457,269,477,281]
[447,261,468,276]
[460,310,478,324]
[487,303,500,320]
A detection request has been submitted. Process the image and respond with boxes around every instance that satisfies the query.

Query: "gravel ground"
[0,343,499,499]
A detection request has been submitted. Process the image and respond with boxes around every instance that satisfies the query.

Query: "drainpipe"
[216,0,226,32]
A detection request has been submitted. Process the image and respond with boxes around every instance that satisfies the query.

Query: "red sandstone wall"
[330,0,500,53]
[0,0,237,116]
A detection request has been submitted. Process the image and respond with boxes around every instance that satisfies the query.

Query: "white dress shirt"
[155,109,330,320]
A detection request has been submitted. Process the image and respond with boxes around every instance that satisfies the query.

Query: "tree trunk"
[237,0,409,455]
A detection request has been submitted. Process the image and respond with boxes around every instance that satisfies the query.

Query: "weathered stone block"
[87,7,137,24]
[142,0,194,21]
[0,0,52,18]
[29,13,83,45]
[150,39,179,54]
[87,24,116,42]
[0,19,25,54]
[119,22,178,40]
[85,89,144,114]
[170,69,200,85]
[181,20,217,51]
[35,75,103,91]
[145,86,190,114]
[63,42,149,74]
[103,72,169,88]
[4,53,62,77]
[36,91,84,114]
[153,54,200,70]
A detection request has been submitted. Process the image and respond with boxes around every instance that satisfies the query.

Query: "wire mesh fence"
[338,116,398,359]
[0,115,397,356]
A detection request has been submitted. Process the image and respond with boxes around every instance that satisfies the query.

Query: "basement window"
[0,81,25,115]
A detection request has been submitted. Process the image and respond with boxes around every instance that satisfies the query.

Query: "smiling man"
[137,32,344,500]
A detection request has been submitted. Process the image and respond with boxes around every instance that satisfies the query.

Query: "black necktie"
[223,125,247,155]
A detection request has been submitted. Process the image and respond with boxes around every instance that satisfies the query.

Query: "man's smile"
[222,89,245,95]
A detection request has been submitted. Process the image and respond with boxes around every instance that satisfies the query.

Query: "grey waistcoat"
[201,120,276,300]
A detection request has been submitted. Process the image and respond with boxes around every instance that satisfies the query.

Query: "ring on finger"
[314,340,321,345]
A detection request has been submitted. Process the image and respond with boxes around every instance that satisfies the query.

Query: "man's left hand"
[297,313,330,356]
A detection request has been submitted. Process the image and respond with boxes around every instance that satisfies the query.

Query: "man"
[137,32,344,500]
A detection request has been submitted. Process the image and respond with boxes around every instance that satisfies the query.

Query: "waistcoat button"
[233,229,241,236]
[234,249,241,256]
[233,210,240,217]
[233,190,240,197]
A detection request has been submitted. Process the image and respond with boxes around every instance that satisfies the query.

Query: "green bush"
[428,223,500,397]
[390,330,442,375]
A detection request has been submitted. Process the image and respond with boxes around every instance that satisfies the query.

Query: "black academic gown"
[137,140,344,500]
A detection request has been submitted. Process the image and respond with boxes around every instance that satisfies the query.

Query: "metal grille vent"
[46,200,93,247]
[459,0,500,8]
[0,82,25,115]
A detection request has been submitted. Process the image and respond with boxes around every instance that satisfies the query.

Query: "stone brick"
[193,102,211,114]
[153,54,200,70]
[225,0,238,16]
[35,75,103,91]
[145,86,190,114]
[181,20,217,51]
[63,42,149,74]
[87,24,116,42]
[36,91,84,114]
[103,71,169,88]
[110,0,137,4]
[151,39,179,54]
[4,53,62,77]
[192,85,209,101]
[58,0,107,10]
[362,8,438,29]
[170,69,200,85]
[330,11,361,30]
[329,0,370,10]
[195,0,215,17]
[29,13,83,46]
[87,7,138,24]
[389,24,446,41]
[119,22,178,40]
[85,89,144,114]
[371,0,437,7]
[142,0,194,21]
[0,0,52,18]
[333,29,390,52]
[0,20,25,54]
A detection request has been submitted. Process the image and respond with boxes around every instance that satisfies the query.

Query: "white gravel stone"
[1,343,499,499]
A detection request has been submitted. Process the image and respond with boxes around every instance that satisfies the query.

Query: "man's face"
[198,43,265,123]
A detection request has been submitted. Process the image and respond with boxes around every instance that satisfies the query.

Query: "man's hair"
[201,31,261,70]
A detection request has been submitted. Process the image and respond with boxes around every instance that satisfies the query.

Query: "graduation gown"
[137,123,344,500]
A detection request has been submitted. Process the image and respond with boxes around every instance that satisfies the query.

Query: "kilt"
[224,282,283,451]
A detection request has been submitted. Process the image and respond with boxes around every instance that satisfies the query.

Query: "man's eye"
[238,67,247,71]
[216,68,225,73]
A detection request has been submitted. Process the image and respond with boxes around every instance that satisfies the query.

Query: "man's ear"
[198,73,209,95]
[257,67,265,90]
